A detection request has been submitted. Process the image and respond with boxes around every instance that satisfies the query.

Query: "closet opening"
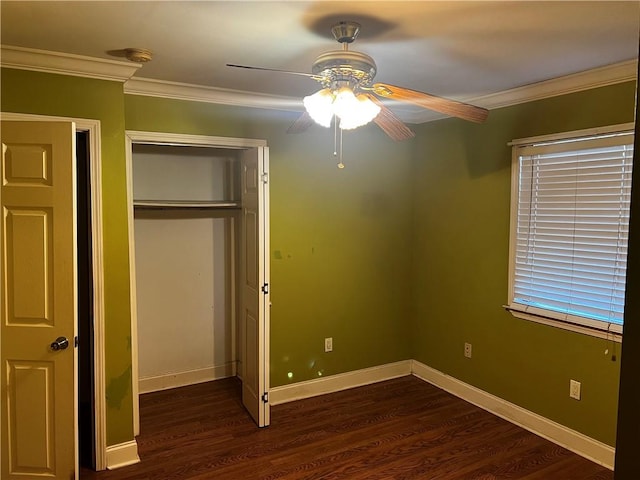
[133,144,240,396]
[126,132,270,435]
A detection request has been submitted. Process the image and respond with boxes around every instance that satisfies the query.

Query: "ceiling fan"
[228,21,489,142]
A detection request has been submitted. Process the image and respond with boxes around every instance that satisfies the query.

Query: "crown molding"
[124,77,302,112]
[473,60,638,110]
[1,45,636,121]
[0,45,141,82]
[126,60,638,124]
[400,59,638,124]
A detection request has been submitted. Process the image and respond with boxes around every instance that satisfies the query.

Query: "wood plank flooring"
[80,376,613,480]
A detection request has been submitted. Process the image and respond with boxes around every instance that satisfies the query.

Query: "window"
[507,124,634,337]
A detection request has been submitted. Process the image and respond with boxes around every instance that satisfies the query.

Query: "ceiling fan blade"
[365,94,415,141]
[226,63,319,79]
[371,83,489,123]
[286,111,315,134]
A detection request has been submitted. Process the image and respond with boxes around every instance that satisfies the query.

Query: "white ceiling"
[1,1,639,120]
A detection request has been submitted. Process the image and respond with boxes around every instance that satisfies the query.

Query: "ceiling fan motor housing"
[311,50,377,89]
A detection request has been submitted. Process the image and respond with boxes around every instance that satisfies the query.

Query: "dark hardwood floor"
[81,376,613,480]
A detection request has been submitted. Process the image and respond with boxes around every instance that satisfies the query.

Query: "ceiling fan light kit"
[303,86,381,130]
[335,88,381,130]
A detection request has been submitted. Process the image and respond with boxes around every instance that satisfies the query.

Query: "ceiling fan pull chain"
[333,116,338,157]
[332,117,346,169]
[337,124,345,169]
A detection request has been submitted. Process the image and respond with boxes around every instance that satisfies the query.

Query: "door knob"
[50,336,69,351]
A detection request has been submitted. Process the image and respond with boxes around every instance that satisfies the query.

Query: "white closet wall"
[132,145,238,393]
[133,145,229,201]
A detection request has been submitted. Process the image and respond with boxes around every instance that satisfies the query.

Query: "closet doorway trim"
[125,130,267,435]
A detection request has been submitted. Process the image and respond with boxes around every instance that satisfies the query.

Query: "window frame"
[506,123,635,342]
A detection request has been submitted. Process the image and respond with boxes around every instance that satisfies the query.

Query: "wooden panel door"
[240,146,270,427]
[1,121,78,480]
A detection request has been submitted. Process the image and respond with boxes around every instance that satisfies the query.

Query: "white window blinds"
[510,131,634,331]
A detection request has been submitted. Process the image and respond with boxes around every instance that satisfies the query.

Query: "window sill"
[503,306,622,343]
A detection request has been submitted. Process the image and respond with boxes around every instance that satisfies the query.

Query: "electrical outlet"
[570,379,581,400]
[464,342,472,358]
[324,337,333,352]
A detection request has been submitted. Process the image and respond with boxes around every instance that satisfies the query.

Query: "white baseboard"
[132,359,614,470]
[269,360,412,405]
[269,359,614,469]
[106,440,140,470]
[139,362,236,394]
[410,360,615,470]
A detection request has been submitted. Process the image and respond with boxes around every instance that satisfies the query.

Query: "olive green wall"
[1,68,134,445]
[124,95,414,387]
[2,65,635,451]
[410,81,637,446]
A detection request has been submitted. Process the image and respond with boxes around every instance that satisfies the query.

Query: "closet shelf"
[133,200,241,209]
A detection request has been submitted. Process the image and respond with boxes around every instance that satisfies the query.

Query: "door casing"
[0,112,107,470]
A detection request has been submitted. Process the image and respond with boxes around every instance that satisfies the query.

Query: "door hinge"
[262,173,269,184]
[261,392,269,403]
[261,283,269,294]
